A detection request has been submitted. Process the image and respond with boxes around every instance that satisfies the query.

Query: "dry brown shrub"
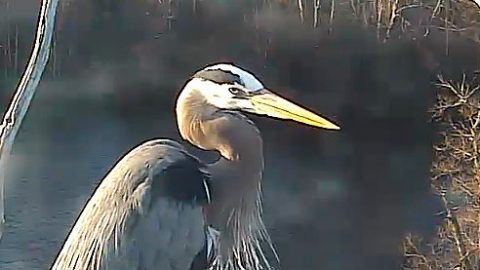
[403,75,480,270]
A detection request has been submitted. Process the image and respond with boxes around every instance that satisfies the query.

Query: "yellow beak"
[250,89,340,130]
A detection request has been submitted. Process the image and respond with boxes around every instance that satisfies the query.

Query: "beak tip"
[327,124,341,131]
[317,121,340,131]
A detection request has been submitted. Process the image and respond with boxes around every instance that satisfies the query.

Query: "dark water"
[2,0,477,269]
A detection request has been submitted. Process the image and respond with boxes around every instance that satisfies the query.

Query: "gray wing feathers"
[51,139,208,270]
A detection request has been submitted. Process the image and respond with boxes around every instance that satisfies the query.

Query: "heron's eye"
[229,87,245,96]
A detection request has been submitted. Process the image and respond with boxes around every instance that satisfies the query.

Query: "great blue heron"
[50,63,340,270]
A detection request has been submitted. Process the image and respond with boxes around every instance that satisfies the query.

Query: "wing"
[51,139,212,270]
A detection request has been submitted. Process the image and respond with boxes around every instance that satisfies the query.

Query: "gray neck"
[175,88,276,269]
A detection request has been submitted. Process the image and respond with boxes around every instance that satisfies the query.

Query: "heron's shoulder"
[119,138,201,168]
[114,138,210,206]
[138,138,185,150]
[128,138,187,157]
[99,139,209,202]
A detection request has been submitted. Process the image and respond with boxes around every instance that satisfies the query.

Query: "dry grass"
[278,0,480,44]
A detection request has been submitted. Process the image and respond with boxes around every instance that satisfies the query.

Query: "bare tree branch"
[297,0,305,24]
[0,0,59,240]
[314,0,321,28]
[440,193,473,269]
[403,75,480,269]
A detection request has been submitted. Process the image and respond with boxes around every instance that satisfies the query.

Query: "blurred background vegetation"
[0,0,479,269]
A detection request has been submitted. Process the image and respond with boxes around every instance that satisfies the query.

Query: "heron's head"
[183,63,340,130]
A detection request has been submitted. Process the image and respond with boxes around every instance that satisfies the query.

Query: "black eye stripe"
[193,69,245,86]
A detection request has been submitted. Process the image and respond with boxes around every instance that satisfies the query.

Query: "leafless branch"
[440,194,473,269]
[0,0,59,240]
[329,0,336,33]
[404,75,480,269]
[298,0,305,24]
[314,0,321,28]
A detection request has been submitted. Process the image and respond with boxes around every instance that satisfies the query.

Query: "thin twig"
[350,0,358,17]
[329,0,336,33]
[440,185,473,268]
[314,0,321,28]
[376,0,383,40]
[444,0,450,55]
[298,0,305,24]
[384,0,399,41]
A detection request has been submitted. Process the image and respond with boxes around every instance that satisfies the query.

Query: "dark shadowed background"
[0,0,479,269]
